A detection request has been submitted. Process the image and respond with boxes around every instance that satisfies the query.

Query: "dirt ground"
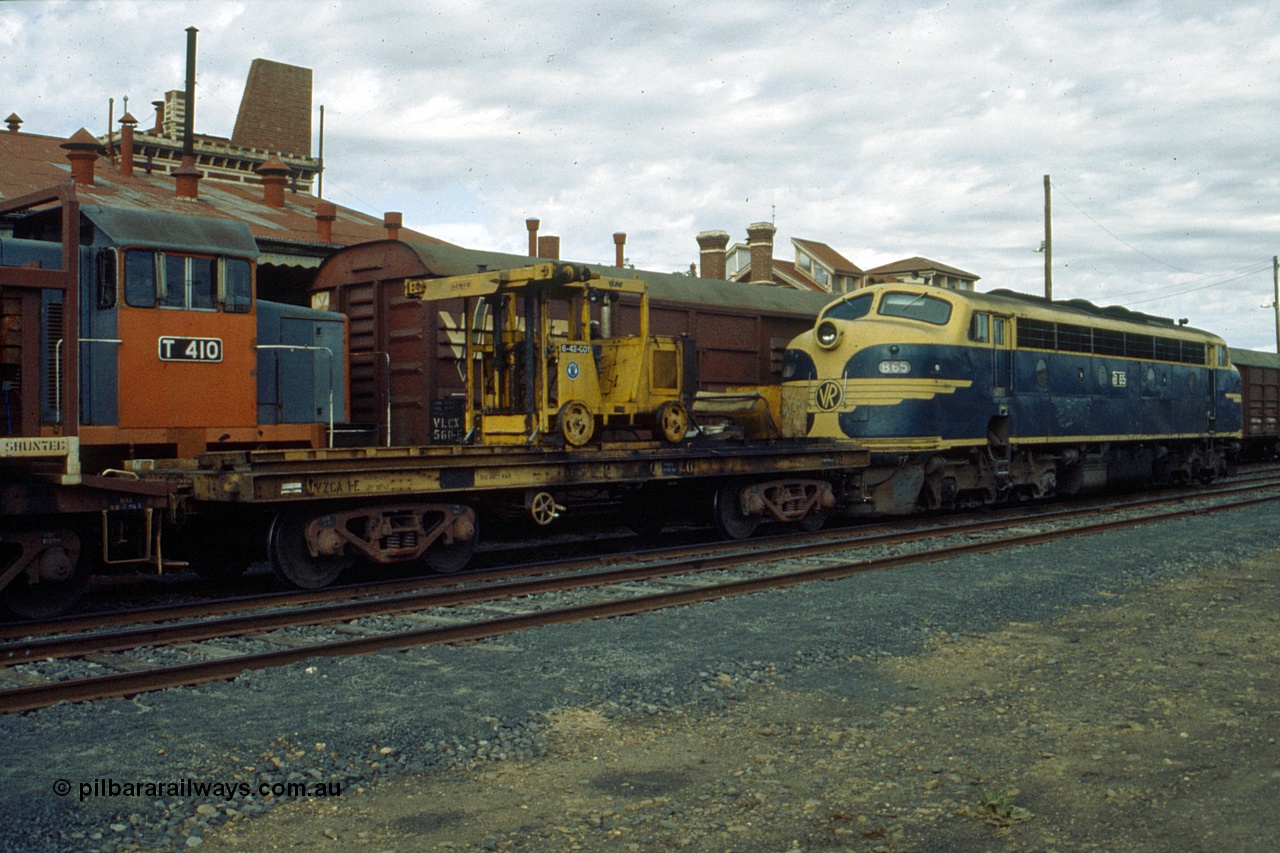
[195,549,1279,852]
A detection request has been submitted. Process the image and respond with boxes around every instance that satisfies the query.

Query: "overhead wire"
[1049,178,1268,304]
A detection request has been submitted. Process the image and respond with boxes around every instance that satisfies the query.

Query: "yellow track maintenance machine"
[406,263,695,447]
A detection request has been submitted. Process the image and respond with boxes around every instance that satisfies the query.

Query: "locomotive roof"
[81,205,260,258]
[843,282,1220,340]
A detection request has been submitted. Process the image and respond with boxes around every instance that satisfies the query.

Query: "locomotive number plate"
[158,336,223,363]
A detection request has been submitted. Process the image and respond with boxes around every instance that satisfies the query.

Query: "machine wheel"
[0,531,90,620]
[558,400,595,447]
[799,507,829,532]
[713,484,759,540]
[657,402,690,444]
[421,533,477,574]
[268,511,354,590]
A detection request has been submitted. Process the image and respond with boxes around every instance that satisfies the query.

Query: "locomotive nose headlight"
[815,320,841,349]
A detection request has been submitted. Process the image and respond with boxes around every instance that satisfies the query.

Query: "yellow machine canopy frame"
[406,263,692,446]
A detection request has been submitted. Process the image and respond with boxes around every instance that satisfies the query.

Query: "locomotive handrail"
[256,344,335,448]
[53,338,122,427]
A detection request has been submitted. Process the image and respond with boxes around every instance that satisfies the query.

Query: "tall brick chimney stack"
[256,156,291,208]
[232,59,313,156]
[537,235,560,260]
[526,219,540,257]
[152,101,164,134]
[315,201,337,243]
[613,232,626,268]
[746,222,777,284]
[118,113,137,177]
[696,230,730,279]
[61,128,103,186]
[383,212,402,241]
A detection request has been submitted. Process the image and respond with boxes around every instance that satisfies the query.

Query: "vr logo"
[815,380,843,412]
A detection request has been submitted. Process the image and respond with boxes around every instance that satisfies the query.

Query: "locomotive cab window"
[969,313,989,343]
[878,291,952,325]
[122,249,251,313]
[821,293,873,322]
[970,314,1007,344]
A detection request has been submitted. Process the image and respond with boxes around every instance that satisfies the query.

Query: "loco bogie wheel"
[657,401,690,444]
[713,484,760,540]
[0,532,90,620]
[799,507,829,532]
[557,400,595,447]
[268,511,354,590]
[421,533,477,574]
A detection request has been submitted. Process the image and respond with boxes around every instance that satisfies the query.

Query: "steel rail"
[5,472,1278,644]
[7,479,1280,664]
[1,490,1276,714]
[5,477,1280,660]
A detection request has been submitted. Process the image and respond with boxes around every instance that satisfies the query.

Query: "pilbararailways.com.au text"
[52,777,344,802]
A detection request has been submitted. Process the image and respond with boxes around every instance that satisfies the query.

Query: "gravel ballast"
[1,502,1276,852]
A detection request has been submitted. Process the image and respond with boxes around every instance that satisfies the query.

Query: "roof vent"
[5,113,21,133]
[61,128,104,186]
[255,155,291,208]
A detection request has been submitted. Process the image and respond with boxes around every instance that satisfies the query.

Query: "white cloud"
[3,0,1279,347]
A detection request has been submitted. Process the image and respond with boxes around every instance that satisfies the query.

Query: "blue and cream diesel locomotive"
[781,283,1242,515]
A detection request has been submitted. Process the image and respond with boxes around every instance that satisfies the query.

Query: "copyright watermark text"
[52,777,343,801]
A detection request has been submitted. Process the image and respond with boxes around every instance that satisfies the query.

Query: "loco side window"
[124,250,157,307]
[993,317,1005,345]
[223,258,252,313]
[878,291,952,325]
[969,312,990,343]
[821,293,873,322]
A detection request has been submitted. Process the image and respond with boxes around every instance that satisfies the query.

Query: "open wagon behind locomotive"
[308,241,834,447]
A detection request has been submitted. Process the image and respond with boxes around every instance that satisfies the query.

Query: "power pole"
[1044,175,1053,301]
[1273,255,1278,353]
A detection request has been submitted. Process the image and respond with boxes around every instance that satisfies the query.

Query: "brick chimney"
[746,222,777,284]
[696,230,730,279]
[118,113,137,178]
[613,232,626,268]
[5,113,21,133]
[255,156,290,208]
[173,156,201,199]
[383,212,402,241]
[152,100,164,134]
[526,218,540,257]
[61,128,104,186]
[537,235,560,260]
[315,201,337,243]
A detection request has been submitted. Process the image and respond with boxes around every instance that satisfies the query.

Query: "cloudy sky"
[4,0,1279,347]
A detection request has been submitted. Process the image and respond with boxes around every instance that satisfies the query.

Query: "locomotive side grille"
[42,297,63,420]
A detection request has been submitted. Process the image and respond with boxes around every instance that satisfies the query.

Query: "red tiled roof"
[793,238,863,274]
[865,256,978,280]
[0,129,447,249]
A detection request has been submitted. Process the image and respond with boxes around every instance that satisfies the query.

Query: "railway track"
[2,477,1278,714]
